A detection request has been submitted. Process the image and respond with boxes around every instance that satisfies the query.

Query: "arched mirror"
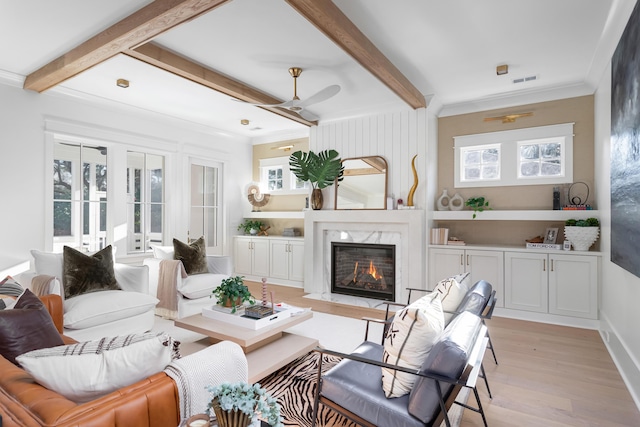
[335,156,388,210]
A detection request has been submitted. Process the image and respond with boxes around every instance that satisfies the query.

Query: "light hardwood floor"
[246,281,640,427]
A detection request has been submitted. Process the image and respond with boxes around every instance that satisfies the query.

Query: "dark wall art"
[611,1,640,278]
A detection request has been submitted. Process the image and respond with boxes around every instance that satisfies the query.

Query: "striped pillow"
[0,276,24,297]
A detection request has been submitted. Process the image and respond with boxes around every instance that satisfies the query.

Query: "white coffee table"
[175,310,318,382]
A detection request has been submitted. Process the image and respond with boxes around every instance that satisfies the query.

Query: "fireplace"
[331,242,395,301]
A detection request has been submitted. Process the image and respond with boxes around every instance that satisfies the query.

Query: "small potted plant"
[207,382,283,427]
[564,217,600,251]
[465,196,491,219]
[237,219,264,235]
[211,276,255,313]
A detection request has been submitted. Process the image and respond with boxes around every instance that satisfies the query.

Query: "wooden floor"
[246,281,640,427]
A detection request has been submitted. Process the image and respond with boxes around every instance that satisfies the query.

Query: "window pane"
[54,201,71,236]
[465,150,481,165]
[482,149,499,163]
[541,161,561,175]
[465,167,481,180]
[520,145,539,160]
[54,160,72,200]
[521,161,540,176]
[482,165,499,179]
[150,204,162,233]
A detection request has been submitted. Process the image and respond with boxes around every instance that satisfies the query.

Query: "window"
[259,156,309,194]
[126,152,165,253]
[53,142,108,252]
[190,161,222,254]
[454,123,574,188]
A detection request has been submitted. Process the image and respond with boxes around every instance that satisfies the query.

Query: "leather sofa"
[0,295,245,427]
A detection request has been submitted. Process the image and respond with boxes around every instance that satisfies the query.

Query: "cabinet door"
[549,254,598,319]
[466,250,504,308]
[428,248,465,289]
[504,252,548,313]
[234,237,253,275]
[269,240,290,280]
[289,241,305,282]
[252,238,270,277]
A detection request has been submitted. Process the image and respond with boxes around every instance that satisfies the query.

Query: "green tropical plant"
[289,149,345,189]
[211,276,255,312]
[237,219,264,234]
[565,217,599,227]
[465,196,491,219]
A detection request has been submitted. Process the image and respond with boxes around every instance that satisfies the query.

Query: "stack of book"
[447,238,466,246]
[430,228,449,245]
[282,228,301,237]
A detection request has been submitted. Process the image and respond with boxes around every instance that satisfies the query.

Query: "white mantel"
[303,210,425,304]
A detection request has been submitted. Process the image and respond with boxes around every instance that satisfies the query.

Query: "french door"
[190,160,223,255]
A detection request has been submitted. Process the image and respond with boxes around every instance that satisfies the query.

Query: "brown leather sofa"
[0,295,181,427]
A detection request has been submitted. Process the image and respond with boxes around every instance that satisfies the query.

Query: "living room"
[2,1,640,426]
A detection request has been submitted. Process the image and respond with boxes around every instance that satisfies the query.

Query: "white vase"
[449,193,464,211]
[564,226,599,251]
[436,189,450,211]
[249,228,258,235]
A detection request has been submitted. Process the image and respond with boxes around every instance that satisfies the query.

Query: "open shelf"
[431,210,599,221]
[244,211,305,219]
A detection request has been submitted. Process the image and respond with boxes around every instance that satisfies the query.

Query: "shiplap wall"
[310,108,430,209]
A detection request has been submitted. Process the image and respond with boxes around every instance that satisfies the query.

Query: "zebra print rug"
[259,351,467,427]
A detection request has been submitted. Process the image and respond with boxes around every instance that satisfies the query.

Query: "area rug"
[259,351,467,427]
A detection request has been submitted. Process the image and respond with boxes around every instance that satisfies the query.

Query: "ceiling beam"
[285,0,426,109]
[125,43,316,127]
[23,0,232,93]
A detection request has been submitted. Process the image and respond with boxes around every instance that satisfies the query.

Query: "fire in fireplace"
[331,242,395,301]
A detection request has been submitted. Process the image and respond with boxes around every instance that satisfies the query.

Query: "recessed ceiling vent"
[512,75,538,84]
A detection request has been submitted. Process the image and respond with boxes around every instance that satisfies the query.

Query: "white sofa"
[143,248,232,319]
[22,250,157,342]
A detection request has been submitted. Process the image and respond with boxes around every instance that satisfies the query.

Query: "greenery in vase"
[211,276,255,313]
[237,219,264,235]
[207,382,283,427]
[565,218,599,227]
[289,149,345,189]
[465,197,491,219]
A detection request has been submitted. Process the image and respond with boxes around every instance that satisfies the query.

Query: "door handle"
[551,259,554,272]
[460,254,464,265]
[466,254,470,266]
[543,259,546,272]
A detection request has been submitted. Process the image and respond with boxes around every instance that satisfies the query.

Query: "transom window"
[454,123,574,188]
[259,156,308,194]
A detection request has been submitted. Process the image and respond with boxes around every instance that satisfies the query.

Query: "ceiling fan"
[246,67,340,121]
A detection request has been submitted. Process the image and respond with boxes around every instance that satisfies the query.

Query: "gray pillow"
[63,245,120,299]
[173,237,208,275]
[0,276,24,297]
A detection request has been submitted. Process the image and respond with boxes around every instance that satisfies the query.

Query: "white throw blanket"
[156,259,187,319]
[164,341,248,421]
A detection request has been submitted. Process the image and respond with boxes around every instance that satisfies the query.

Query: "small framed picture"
[544,227,559,244]
[563,240,572,251]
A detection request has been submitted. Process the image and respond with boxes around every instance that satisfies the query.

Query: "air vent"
[250,127,263,131]
[512,75,538,84]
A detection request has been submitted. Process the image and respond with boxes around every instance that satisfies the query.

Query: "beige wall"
[436,95,595,246]
[249,137,309,235]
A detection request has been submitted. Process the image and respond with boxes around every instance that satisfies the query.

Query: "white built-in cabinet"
[234,236,304,287]
[429,248,504,307]
[429,246,599,321]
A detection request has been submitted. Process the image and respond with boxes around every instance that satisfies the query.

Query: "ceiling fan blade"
[298,85,340,108]
[232,98,294,108]
[298,109,319,121]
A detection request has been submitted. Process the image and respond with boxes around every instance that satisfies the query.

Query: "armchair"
[21,249,157,342]
[144,248,232,319]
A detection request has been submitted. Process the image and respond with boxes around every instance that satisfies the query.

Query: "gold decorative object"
[406,154,418,206]
[483,112,533,123]
[211,399,251,427]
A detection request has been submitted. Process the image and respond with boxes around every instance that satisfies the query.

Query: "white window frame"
[259,156,309,195]
[454,123,574,188]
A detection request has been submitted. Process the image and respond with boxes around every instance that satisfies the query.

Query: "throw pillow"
[173,236,208,275]
[152,245,175,260]
[16,332,180,403]
[63,245,120,299]
[0,276,24,297]
[381,293,445,398]
[63,290,159,329]
[433,273,470,323]
[0,289,64,365]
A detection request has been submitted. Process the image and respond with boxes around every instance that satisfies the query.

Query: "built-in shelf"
[431,210,600,221]
[245,211,305,219]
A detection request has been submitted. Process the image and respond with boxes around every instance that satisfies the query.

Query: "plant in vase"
[289,149,344,210]
[207,382,283,427]
[237,219,264,235]
[211,276,255,313]
[564,218,600,251]
[465,196,491,219]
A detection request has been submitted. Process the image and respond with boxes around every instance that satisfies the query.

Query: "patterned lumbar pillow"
[63,245,120,299]
[16,332,180,403]
[173,236,208,275]
[433,273,470,323]
[0,289,64,365]
[0,276,24,310]
[381,292,445,398]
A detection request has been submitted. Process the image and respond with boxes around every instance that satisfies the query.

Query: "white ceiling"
[0,0,635,140]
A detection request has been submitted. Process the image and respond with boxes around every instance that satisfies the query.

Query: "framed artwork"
[544,228,559,244]
[611,1,640,278]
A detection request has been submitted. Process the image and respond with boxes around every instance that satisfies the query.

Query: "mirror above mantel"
[335,156,388,210]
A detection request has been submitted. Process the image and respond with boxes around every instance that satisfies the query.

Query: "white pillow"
[178,274,227,299]
[381,293,445,398]
[434,274,470,323]
[63,290,158,329]
[16,332,178,403]
[152,245,175,260]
